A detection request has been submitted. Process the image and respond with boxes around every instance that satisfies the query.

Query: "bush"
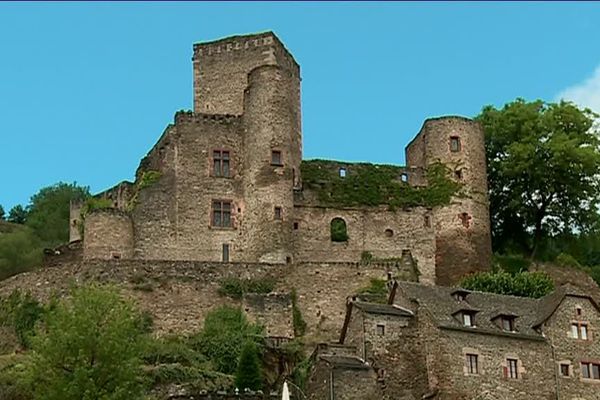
[235,341,263,391]
[192,306,264,374]
[0,228,43,281]
[358,278,389,303]
[218,277,275,300]
[330,218,348,242]
[460,270,554,298]
[555,253,582,269]
[493,253,531,274]
[291,289,306,337]
[0,290,45,349]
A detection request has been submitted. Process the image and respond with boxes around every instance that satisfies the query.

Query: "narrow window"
[376,324,385,336]
[293,222,299,230]
[401,173,408,183]
[424,215,431,228]
[213,150,231,177]
[271,150,282,166]
[462,313,473,327]
[450,136,461,152]
[330,218,348,242]
[576,307,582,317]
[501,317,514,332]
[454,169,463,180]
[581,324,588,340]
[507,359,518,379]
[212,201,232,228]
[559,363,570,377]
[222,244,230,262]
[339,167,346,178]
[459,212,471,228]
[466,354,479,374]
[571,323,579,338]
[274,206,282,220]
[111,252,121,260]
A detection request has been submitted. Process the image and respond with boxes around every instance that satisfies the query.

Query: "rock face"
[69,31,491,287]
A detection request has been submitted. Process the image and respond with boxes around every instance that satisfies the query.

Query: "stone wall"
[544,295,600,399]
[292,205,435,284]
[83,209,134,260]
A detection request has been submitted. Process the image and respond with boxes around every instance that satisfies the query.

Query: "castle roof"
[352,302,413,317]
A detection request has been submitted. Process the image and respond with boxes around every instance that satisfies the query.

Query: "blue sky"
[2,2,600,211]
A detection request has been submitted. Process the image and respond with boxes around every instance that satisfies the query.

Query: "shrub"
[330,218,348,242]
[138,171,162,190]
[235,341,263,391]
[218,277,276,300]
[291,289,307,337]
[460,270,554,298]
[0,290,45,349]
[492,253,531,274]
[360,251,373,264]
[555,253,582,269]
[358,278,388,303]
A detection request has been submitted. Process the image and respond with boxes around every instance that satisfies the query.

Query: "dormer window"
[454,310,476,327]
[500,316,515,332]
[463,313,473,327]
[451,289,470,302]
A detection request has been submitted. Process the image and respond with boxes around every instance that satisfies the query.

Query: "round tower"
[83,209,134,260]
[241,65,301,263]
[411,116,492,285]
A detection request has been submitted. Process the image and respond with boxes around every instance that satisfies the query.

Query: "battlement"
[174,110,242,126]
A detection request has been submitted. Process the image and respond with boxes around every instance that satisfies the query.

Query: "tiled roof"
[352,302,414,317]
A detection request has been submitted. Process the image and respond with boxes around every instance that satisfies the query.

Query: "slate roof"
[352,302,414,317]
[394,282,546,340]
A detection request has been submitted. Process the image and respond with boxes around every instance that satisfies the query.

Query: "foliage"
[143,336,207,366]
[191,306,264,374]
[0,227,43,280]
[25,284,147,400]
[218,277,276,300]
[0,354,31,400]
[149,363,232,389]
[358,278,388,303]
[492,253,531,274]
[235,341,263,391]
[0,205,5,221]
[360,251,373,264]
[138,171,162,190]
[330,218,348,242]
[476,99,600,257]
[8,205,27,224]
[25,182,90,248]
[290,357,312,393]
[0,290,45,349]
[291,289,307,337]
[300,160,462,209]
[460,270,554,299]
[555,252,582,269]
[80,197,113,219]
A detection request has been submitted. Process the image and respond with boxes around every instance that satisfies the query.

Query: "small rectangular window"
[559,363,570,377]
[271,150,282,166]
[274,206,282,220]
[376,324,385,336]
[462,313,473,327]
[293,222,299,230]
[339,168,346,178]
[450,136,461,152]
[466,354,479,374]
[424,215,431,228]
[572,322,589,340]
[454,169,463,180]
[222,244,230,262]
[213,150,231,177]
[212,200,232,228]
[501,317,514,332]
[507,359,518,379]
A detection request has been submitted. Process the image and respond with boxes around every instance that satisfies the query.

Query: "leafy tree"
[7,205,27,224]
[25,284,147,400]
[25,182,89,247]
[476,99,600,257]
[0,227,42,280]
[193,306,264,374]
[235,341,263,391]
[0,205,5,221]
[0,290,45,349]
[460,270,554,298]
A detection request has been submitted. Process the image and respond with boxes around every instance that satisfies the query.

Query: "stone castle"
[70,31,492,286]
[5,31,600,400]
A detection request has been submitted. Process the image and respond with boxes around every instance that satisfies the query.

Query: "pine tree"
[235,341,263,391]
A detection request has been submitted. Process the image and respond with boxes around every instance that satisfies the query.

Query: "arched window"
[330,218,348,242]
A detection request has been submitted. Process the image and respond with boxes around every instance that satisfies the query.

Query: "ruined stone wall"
[241,65,300,263]
[406,116,492,285]
[292,205,436,284]
[243,293,293,338]
[83,209,134,260]
[544,296,600,399]
[193,32,299,116]
[431,328,554,400]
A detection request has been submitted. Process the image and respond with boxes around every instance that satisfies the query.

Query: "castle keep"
[71,31,492,286]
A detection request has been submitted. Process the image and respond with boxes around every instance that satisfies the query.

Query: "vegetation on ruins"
[126,170,163,212]
[218,277,276,299]
[300,160,462,209]
[358,278,389,303]
[477,99,600,259]
[460,270,554,299]
[235,341,263,391]
[291,288,307,337]
[191,306,264,375]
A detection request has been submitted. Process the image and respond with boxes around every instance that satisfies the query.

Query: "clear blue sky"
[2,2,600,211]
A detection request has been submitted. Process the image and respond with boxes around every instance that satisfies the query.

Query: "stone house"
[309,282,600,399]
[70,31,492,286]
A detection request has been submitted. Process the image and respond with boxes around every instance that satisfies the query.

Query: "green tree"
[0,205,5,221]
[193,306,264,374]
[460,270,554,298]
[7,205,27,224]
[25,182,89,247]
[476,99,600,257]
[25,284,147,400]
[235,341,263,391]
[0,227,42,280]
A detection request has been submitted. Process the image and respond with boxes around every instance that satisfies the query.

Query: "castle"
[70,31,492,286]
[7,31,600,400]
